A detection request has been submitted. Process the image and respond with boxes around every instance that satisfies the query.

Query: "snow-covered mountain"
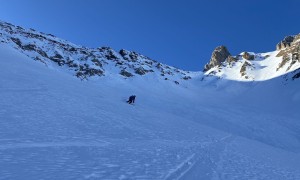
[2,20,300,84]
[203,36,300,81]
[1,20,300,179]
[0,20,193,84]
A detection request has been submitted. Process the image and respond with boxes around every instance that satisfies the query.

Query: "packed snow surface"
[1,43,300,180]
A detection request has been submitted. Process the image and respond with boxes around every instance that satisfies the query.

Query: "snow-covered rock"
[204,45,231,72]
[0,20,191,84]
[203,41,300,81]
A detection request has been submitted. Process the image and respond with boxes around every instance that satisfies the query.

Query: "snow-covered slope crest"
[203,36,300,81]
[0,20,193,84]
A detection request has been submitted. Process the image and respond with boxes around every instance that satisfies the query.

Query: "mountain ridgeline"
[203,35,300,81]
[0,20,191,85]
[1,20,300,83]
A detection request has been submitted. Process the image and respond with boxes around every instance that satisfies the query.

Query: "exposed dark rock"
[53,53,63,59]
[37,49,48,58]
[76,71,85,79]
[277,54,291,71]
[276,36,295,50]
[66,60,78,68]
[156,63,162,69]
[80,50,87,55]
[242,52,255,60]
[165,70,174,76]
[16,26,24,31]
[115,61,123,66]
[105,50,119,61]
[226,55,238,64]
[174,81,179,85]
[91,59,103,67]
[11,37,22,47]
[182,76,192,80]
[22,44,36,51]
[129,52,139,61]
[84,68,103,76]
[119,49,128,57]
[75,64,104,79]
[120,69,133,77]
[135,67,146,75]
[204,46,231,71]
[98,46,111,52]
[292,52,299,61]
[145,61,153,66]
[47,33,55,37]
[240,61,252,77]
[69,47,77,52]
[118,49,141,62]
[50,54,65,66]
[287,59,298,71]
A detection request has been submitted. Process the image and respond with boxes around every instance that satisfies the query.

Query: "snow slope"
[1,37,300,180]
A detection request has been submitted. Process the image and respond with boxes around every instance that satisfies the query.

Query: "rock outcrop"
[276,34,300,71]
[242,52,254,60]
[204,46,231,71]
[276,36,295,50]
[226,55,238,64]
[240,61,253,79]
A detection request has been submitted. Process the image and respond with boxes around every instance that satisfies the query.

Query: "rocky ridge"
[203,35,300,81]
[276,34,300,71]
[1,20,300,83]
[0,20,191,84]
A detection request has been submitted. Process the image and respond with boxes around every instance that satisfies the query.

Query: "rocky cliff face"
[0,20,191,84]
[276,36,295,50]
[276,34,300,72]
[203,46,231,72]
[202,34,300,81]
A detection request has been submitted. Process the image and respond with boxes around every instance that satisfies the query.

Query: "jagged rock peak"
[204,45,231,71]
[276,35,295,50]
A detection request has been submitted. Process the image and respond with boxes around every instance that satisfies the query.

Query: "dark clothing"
[127,95,136,104]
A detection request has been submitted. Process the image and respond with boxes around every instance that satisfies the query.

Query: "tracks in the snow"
[164,134,234,180]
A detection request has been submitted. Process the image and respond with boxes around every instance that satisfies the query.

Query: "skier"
[132,95,136,103]
[127,95,136,104]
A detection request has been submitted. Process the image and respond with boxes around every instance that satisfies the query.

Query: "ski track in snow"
[165,135,234,180]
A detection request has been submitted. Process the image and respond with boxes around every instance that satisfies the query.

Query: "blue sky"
[0,0,300,71]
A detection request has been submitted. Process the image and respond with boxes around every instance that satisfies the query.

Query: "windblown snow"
[1,23,300,179]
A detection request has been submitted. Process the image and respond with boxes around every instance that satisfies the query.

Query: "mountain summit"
[203,35,300,81]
